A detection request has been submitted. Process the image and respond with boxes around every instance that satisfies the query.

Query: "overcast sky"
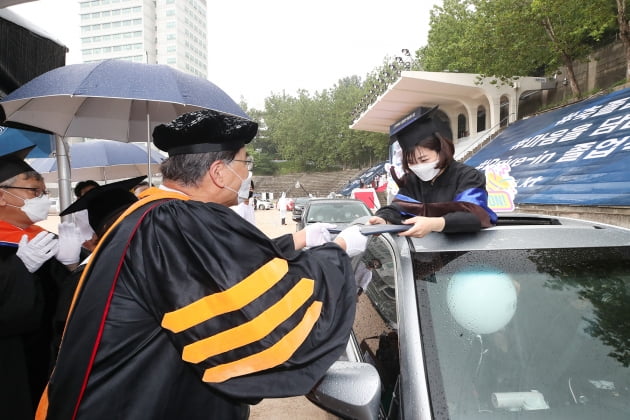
[9,0,441,109]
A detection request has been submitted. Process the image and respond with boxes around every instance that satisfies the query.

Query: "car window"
[306,202,371,224]
[352,235,399,416]
[415,246,630,419]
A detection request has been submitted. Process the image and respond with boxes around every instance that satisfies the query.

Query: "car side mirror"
[307,361,381,420]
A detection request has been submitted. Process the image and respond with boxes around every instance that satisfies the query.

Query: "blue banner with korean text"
[465,88,630,205]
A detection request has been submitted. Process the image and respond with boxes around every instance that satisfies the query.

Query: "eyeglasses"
[0,185,49,198]
[231,159,254,171]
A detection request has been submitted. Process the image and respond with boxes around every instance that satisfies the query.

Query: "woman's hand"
[399,216,445,238]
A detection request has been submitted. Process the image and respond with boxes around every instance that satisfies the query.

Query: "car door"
[351,234,402,419]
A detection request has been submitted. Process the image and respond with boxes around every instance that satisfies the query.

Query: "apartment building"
[79,0,207,78]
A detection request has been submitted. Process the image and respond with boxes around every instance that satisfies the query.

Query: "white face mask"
[409,161,441,181]
[4,189,52,223]
[225,165,252,204]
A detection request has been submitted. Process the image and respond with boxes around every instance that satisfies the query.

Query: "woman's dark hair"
[401,132,455,172]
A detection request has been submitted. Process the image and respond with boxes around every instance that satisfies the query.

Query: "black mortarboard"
[0,147,37,183]
[60,176,146,232]
[391,105,452,151]
[153,109,258,156]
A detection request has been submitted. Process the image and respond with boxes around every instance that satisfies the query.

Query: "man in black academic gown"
[39,109,368,419]
[0,148,82,420]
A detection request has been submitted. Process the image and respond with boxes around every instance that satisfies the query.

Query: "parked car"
[309,214,630,420]
[255,199,273,210]
[295,198,372,233]
[291,197,311,222]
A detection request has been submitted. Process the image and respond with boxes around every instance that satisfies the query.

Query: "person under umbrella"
[38,109,368,419]
[0,147,83,420]
[71,180,100,251]
[51,176,146,363]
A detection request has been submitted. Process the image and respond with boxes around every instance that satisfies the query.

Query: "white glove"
[305,222,336,247]
[16,232,59,273]
[55,222,83,265]
[337,225,368,257]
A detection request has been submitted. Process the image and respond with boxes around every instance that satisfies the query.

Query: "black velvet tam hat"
[391,105,452,151]
[60,176,145,232]
[153,109,258,156]
[0,147,37,183]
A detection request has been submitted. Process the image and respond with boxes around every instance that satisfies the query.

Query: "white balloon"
[446,267,517,334]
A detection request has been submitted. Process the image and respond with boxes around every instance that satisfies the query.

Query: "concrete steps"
[253,169,365,199]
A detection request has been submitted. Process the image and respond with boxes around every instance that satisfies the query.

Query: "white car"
[255,199,273,210]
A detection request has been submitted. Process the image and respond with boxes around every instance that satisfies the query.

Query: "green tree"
[420,0,480,74]
[614,0,630,81]
[261,78,388,172]
[530,0,615,97]
[421,0,615,97]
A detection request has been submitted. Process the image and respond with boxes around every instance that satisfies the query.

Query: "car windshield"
[415,247,630,419]
[306,202,371,224]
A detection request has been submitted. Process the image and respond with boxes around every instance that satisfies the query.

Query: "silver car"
[309,214,630,420]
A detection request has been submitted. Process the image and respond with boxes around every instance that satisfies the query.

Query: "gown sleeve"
[125,201,356,399]
[375,163,496,232]
[0,248,43,336]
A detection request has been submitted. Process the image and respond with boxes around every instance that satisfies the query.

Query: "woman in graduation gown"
[372,106,497,237]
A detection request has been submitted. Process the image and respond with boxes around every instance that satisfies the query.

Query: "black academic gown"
[43,190,356,420]
[0,238,68,420]
[376,161,496,232]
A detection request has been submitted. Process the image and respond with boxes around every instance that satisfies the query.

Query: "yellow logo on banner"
[485,164,517,212]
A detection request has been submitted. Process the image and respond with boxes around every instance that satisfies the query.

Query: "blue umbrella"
[0,125,53,158]
[27,139,165,183]
[0,59,251,210]
[0,59,249,142]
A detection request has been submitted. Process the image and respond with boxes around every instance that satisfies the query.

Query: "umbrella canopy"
[0,59,251,210]
[0,125,53,157]
[0,59,249,141]
[27,139,165,183]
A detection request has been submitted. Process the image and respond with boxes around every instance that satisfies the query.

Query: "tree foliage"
[241,0,626,174]
[421,0,616,97]
[257,77,388,173]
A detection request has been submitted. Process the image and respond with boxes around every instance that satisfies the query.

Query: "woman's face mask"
[409,161,441,181]
[4,189,52,223]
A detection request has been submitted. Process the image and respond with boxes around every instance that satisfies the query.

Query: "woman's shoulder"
[451,161,484,177]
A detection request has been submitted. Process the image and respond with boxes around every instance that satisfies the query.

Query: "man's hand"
[305,222,336,247]
[16,231,59,273]
[335,225,368,257]
[56,222,83,266]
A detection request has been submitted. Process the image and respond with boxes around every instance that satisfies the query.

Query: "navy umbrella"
[0,59,250,210]
[27,139,165,183]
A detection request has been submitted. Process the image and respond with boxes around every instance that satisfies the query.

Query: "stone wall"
[516,204,630,229]
[541,40,627,106]
[253,169,364,200]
